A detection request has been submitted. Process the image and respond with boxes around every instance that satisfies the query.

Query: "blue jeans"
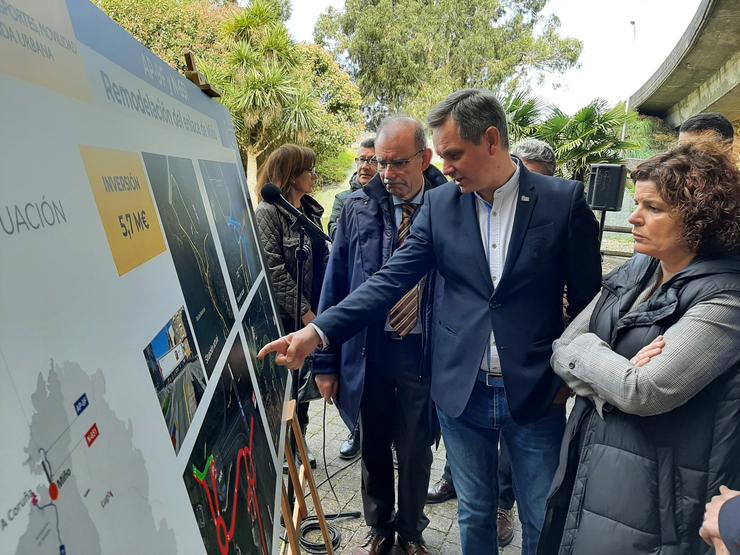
[437,376,565,555]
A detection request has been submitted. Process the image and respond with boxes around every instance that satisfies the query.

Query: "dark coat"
[312,162,602,423]
[312,165,448,429]
[539,254,740,555]
[255,195,328,320]
[328,172,362,240]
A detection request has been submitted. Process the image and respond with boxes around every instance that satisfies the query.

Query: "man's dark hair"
[427,89,509,148]
[679,112,734,143]
[359,137,375,149]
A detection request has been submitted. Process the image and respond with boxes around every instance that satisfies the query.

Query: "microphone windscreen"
[261,182,283,204]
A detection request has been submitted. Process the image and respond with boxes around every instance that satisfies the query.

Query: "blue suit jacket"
[313,167,448,429]
[313,162,601,423]
[721,495,740,555]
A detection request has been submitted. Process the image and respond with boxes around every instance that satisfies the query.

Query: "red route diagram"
[191,413,269,555]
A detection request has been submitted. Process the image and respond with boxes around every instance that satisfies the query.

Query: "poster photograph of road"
[199,159,262,310]
[144,153,235,377]
[241,280,288,452]
[143,306,207,453]
[182,338,277,555]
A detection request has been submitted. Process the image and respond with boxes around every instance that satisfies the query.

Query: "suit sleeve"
[328,192,345,240]
[564,181,602,318]
[720,495,740,555]
[313,197,437,346]
[312,203,352,375]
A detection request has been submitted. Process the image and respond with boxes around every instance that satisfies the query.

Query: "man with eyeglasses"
[328,137,377,462]
[328,137,378,241]
[260,90,601,554]
[312,117,447,555]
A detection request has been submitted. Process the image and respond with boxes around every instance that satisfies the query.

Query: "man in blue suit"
[314,117,448,555]
[259,89,601,554]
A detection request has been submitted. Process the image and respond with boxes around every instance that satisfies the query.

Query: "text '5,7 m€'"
[118,210,150,239]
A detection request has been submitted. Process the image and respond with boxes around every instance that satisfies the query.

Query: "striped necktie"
[389,203,423,337]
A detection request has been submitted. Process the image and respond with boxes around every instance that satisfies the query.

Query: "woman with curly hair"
[538,139,740,555]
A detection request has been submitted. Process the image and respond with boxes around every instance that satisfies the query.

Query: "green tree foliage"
[199,0,323,195]
[296,45,363,185]
[96,0,235,72]
[502,94,636,181]
[623,115,676,159]
[100,0,362,193]
[535,100,637,181]
[314,0,581,117]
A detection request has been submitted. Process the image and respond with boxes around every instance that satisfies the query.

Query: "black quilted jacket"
[255,195,328,320]
[539,255,740,555]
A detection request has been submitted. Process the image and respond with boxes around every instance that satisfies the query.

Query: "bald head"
[376,117,427,151]
[374,116,432,201]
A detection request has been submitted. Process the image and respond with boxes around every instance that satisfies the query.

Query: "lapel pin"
[521,195,530,202]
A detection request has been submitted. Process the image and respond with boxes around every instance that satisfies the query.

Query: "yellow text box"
[0,0,91,102]
[80,146,166,275]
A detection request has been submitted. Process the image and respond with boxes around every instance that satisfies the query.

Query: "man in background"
[327,137,378,461]
[328,137,377,240]
[678,112,735,145]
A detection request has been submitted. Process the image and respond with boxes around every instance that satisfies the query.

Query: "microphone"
[261,182,331,243]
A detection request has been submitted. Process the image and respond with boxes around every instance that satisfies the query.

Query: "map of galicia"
[9,360,177,555]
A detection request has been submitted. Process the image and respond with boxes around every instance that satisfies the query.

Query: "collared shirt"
[311,185,426,346]
[475,163,520,374]
[383,186,425,335]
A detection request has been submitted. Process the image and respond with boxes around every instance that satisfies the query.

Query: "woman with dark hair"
[254,144,328,464]
[539,139,740,555]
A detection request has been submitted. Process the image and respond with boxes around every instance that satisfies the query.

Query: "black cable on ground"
[298,518,342,553]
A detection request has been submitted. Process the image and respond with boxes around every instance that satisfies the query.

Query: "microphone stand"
[287,222,310,512]
[281,208,356,534]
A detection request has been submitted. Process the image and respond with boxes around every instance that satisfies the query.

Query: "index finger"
[257,337,289,360]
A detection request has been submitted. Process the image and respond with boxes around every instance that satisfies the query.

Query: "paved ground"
[302,402,523,554]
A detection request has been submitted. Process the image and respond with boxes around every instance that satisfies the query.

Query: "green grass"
[314,181,347,232]
[314,148,356,232]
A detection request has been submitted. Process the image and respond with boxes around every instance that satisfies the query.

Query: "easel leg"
[282,399,335,555]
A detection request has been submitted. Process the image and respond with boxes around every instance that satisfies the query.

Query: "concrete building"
[629,0,739,130]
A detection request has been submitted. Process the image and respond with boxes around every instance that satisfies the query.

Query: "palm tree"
[201,0,322,197]
[503,91,544,144]
[536,100,637,181]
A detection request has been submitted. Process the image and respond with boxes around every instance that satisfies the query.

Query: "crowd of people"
[253,89,739,555]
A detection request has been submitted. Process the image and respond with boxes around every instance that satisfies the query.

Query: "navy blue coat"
[313,161,601,424]
[721,496,740,555]
[313,166,448,428]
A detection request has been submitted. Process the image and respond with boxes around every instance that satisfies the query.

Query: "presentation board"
[0,1,289,553]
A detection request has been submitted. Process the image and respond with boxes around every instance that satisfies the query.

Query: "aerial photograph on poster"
[242,280,288,452]
[144,153,235,376]
[183,338,277,555]
[199,160,262,310]
[143,307,207,453]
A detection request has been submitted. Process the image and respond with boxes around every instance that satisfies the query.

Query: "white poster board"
[0,1,289,553]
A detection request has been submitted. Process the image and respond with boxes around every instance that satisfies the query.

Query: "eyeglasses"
[355,156,378,167]
[304,167,318,177]
[375,150,424,171]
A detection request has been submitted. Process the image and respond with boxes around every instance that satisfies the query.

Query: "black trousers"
[360,332,433,542]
